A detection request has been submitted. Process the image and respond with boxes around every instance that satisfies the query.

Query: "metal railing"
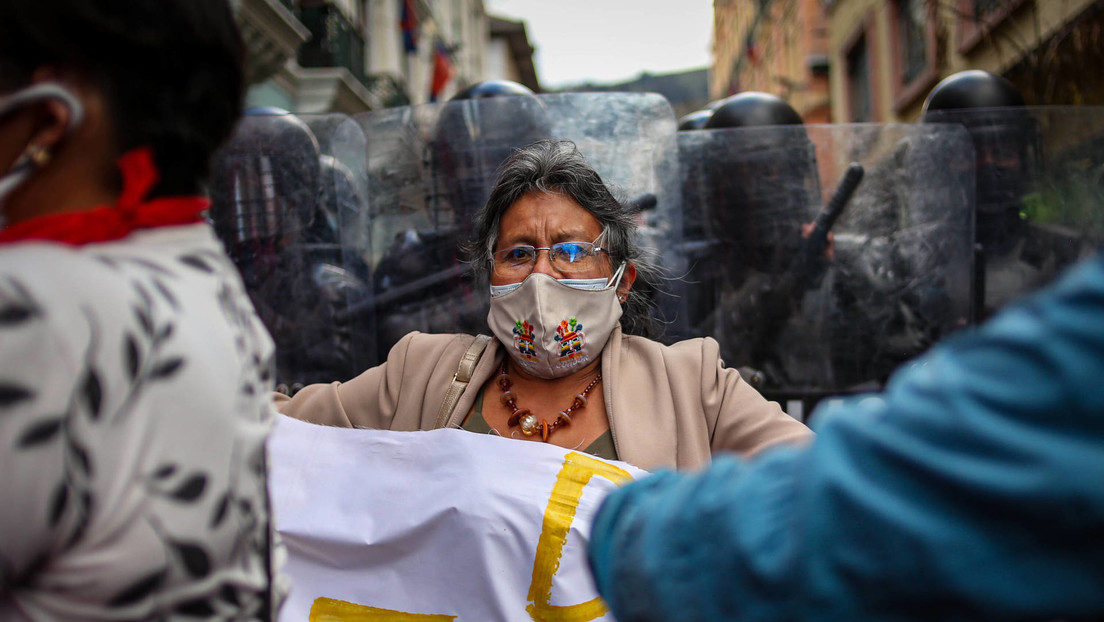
[297,2,366,85]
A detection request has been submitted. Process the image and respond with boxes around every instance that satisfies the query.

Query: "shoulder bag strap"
[434,334,493,429]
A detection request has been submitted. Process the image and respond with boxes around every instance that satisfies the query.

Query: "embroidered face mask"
[0,83,85,223]
[487,264,625,379]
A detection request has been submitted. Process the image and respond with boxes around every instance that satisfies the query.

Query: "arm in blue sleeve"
[589,252,1104,622]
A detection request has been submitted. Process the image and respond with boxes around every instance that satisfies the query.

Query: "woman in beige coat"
[276,139,809,471]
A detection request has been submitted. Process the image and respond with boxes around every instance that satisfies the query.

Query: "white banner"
[268,415,648,621]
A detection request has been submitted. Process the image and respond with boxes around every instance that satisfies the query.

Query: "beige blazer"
[274,326,811,470]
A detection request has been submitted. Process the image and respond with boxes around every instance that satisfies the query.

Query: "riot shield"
[540,93,685,337]
[925,106,1104,320]
[209,111,374,390]
[307,114,377,374]
[678,122,976,417]
[355,92,682,361]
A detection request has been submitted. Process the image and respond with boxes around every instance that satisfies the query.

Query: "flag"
[400,0,418,54]
[746,32,761,64]
[429,39,453,102]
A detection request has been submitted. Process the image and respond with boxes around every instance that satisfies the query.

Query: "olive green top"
[462,389,618,461]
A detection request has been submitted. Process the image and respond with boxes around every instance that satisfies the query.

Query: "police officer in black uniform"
[685,92,836,399]
[313,154,377,372]
[372,80,552,357]
[922,69,1087,320]
[209,108,356,391]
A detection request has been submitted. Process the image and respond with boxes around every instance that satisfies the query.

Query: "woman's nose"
[531,249,561,277]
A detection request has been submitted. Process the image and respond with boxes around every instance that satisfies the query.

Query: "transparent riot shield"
[306,114,377,374]
[209,111,374,391]
[357,101,516,362]
[356,92,682,361]
[540,93,685,338]
[925,106,1104,321]
[678,122,977,418]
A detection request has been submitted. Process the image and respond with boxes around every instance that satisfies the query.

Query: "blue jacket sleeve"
[588,252,1104,622]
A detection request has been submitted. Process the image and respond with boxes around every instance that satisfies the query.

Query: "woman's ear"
[27,97,74,151]
[617,263,637,302]
[26,67,84,151]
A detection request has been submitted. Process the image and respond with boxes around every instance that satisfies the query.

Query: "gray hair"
[465,139,661,338]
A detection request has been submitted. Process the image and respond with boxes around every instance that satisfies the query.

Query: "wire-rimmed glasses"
[491,235,608,279]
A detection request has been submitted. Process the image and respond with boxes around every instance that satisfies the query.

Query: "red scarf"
[0,147,209,246]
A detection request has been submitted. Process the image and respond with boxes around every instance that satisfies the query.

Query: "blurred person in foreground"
[588,247,1104,620]
[0,1,282,618]
[276,140,810,471]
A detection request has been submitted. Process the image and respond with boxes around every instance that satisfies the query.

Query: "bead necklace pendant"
[519,413,539,436]
[497,361,602,443]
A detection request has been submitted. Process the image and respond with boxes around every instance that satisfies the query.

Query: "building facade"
[827,0,1104,122]
[234,0,537,114]
[711,0,832,123]
[486,16,541,92]
[712,0,1104,123]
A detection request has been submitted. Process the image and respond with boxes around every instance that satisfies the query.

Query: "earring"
[25,145,51,168]
[15,144,51,171]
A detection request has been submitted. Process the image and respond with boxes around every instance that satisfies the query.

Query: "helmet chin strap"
[0,82,86,225]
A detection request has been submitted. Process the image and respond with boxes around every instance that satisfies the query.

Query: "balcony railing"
[297,2,366,85]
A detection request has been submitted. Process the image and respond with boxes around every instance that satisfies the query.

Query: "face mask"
[0,83,85,222]
[490,275,611,297]
[487,264,626,379]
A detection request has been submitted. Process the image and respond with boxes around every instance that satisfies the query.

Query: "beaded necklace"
[497,360,602,443]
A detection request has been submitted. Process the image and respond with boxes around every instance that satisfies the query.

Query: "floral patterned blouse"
[0,224,283,620]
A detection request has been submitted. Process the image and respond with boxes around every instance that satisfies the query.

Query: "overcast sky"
[483,0,715,89]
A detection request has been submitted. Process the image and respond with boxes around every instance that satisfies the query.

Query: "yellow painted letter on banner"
[527,451,634,622]
[309,597,457,621]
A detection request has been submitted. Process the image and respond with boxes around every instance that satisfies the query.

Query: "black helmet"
[705,92,803,129]
[435,81,551,236]
[209,108,321,246]
[922,70,1025,116]
[696,93,820,273]
[450,79,535,100]
[678,109,713,131]
[922,70,1036,241]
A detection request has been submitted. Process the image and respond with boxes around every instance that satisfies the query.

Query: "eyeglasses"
[491,235,608,278]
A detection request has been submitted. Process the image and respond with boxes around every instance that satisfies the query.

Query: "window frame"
[889,0,940,113]
[957,0,1031,54]
[842,12,878,122]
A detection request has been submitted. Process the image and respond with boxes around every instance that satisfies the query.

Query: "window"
[847,35,871,122]
[972,0,1006,20]
[898,0,927,84]
[957,0,1029,54]
[890,0,938,112]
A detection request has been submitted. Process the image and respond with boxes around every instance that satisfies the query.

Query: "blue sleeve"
[588,252,1104,622]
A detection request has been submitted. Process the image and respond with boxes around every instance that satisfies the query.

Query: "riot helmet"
[702,92,820,273]
[209,108,322,280]
[680,98,726,130]
[705,91,804,129]
[922,69,1025,112]
[923,70,1036,247]
[678,109,712,131]
[451,79,535,100]
[434,80,552,238]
